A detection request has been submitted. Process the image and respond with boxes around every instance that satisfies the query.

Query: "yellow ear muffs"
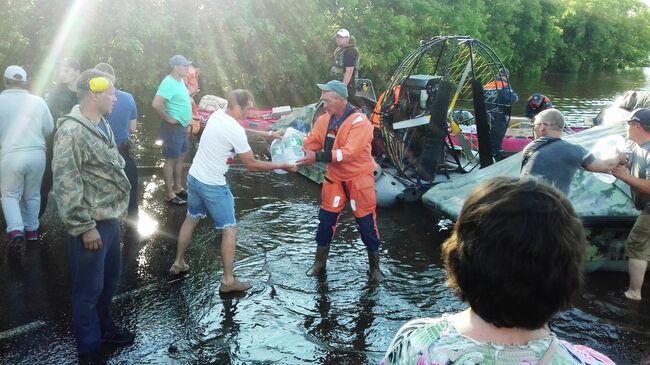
[88,76,109,93]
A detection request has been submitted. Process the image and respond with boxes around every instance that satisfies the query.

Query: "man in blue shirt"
[95,63,139,220]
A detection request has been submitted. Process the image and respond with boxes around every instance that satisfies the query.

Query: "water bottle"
[270,138,287,174]
[282,127,305,165]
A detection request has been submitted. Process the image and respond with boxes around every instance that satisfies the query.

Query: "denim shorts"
[187,175,236,229]
[160,122,189,158]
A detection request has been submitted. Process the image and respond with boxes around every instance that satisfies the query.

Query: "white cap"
[4,65,26,82]
[335,29,350,38]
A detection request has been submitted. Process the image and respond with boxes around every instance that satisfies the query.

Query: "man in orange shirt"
[184,64,201,135]
[297,80,384,281]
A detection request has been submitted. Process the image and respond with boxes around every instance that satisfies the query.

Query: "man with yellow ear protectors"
[88,76,109,93]
[52,68,134,364]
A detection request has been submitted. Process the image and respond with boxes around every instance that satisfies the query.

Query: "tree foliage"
[0,0,648,105]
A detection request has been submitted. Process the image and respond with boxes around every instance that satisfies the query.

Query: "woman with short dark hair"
[381,177,614,365]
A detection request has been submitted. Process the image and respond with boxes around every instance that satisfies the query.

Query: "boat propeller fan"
[377,35,512,186]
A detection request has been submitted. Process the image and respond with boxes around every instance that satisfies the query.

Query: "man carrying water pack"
[169,89,294,293]
[297,80,384,281]
[612,108,650,301]
[520,109,623,195]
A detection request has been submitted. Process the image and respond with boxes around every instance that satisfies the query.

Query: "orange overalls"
[303,108,381,251]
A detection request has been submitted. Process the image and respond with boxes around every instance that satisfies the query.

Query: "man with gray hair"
[520,108,623,194]
[297,80,384,281]
[0,65,53,243]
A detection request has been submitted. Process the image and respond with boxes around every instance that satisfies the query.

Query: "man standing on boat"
[297,80,384,281]
[520,109,623,195]
[484,68,518,160]
[330,28,359,99]
[169,89,294,293]
[525,92,553,119]
[152,55,193,205]
[612,108,650,301]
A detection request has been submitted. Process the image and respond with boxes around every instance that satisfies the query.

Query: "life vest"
[483,80,509,90]
[330,46,359,80]
[371,85,401,128]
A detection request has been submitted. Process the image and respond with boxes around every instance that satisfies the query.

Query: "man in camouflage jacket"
[53,68,133,365]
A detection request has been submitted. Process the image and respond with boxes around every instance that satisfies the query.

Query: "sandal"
[165,195,186,205]
[174,189,188,199]
[169,262,190,275]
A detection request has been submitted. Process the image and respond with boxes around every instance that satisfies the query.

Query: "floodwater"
[1,68,650,364]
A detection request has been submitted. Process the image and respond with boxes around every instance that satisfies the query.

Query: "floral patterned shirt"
[380,317,615,365]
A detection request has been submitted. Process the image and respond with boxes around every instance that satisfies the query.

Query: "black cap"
[629,108,650,126]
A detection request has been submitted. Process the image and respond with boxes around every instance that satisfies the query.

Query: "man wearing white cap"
[0,65,53,243]
[331,28,360,98]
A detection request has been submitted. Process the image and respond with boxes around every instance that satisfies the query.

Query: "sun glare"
[32,0,89,96]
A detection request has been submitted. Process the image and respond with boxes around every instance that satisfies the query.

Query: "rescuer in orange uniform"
[297,80,384,281]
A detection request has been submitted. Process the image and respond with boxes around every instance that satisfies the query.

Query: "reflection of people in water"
[303,279,377,363]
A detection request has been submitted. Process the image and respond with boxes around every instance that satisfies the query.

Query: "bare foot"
[170,261,190,275]
[624,290,642,301]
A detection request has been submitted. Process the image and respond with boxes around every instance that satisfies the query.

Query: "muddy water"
[1,68,650,364]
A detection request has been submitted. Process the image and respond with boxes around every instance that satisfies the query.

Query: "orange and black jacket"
[304,104,375,181]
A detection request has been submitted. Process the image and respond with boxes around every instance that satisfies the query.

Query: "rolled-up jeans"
[68,219,122,355]
[1,149,46,233]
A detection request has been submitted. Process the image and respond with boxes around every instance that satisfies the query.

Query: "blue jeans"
[187,175,236,229]
[1,150,45,232]
[160,122,189,158]
[68,219,122,355]
[118,145,138,218]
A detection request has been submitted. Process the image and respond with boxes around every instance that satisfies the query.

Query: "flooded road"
[2,68,650,364]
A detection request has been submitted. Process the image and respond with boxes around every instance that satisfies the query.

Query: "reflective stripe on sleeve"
[336,149,343,162]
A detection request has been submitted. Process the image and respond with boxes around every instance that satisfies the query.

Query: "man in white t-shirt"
[169,89,295,293]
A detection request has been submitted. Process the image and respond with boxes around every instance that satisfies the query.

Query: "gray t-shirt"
[520,137,594,194]
[628,141,650,210]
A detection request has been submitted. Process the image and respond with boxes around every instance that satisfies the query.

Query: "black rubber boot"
[367,250,384,282]
[306,246,330,276]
